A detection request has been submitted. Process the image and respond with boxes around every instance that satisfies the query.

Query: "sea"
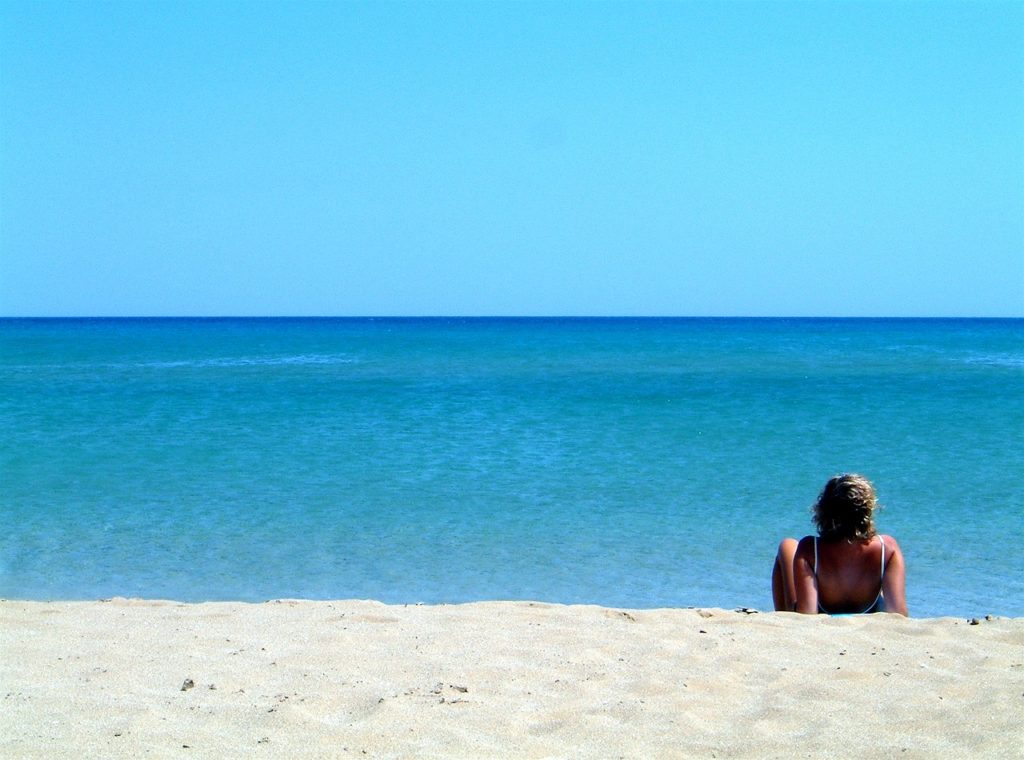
[1,317,1021,619]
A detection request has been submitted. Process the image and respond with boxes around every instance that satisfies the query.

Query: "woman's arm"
[793,538,819,614]
[881,536,908,616]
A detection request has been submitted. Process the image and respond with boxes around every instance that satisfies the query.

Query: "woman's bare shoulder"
[793,535,816,558]
[878,534,905,556]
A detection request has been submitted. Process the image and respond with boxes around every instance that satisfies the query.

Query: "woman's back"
[772,474,908,616]
[799,534,889,614]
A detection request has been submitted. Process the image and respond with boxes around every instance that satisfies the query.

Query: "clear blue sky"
[1,0,1021,317]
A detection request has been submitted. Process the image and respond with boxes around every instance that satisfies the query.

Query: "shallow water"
[2,317,1021,617]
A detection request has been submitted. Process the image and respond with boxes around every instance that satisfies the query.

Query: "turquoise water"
[1,318,1021,618]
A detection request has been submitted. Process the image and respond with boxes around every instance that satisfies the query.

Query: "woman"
[772,474,907,615]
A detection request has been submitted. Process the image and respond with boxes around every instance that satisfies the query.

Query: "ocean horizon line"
[2,315,1022,323]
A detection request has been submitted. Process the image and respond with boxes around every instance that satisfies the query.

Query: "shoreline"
[3,599,1022,758]
[2,594,1019,621]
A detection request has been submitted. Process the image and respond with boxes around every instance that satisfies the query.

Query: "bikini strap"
[879,535,886,580]
[814,537,819,576]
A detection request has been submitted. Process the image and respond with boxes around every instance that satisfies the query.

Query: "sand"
[2,599,1021,759]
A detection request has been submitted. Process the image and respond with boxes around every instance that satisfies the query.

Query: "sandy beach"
[2,599,1021,759]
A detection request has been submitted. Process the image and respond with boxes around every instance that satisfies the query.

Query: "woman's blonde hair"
[813,474,878,541]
